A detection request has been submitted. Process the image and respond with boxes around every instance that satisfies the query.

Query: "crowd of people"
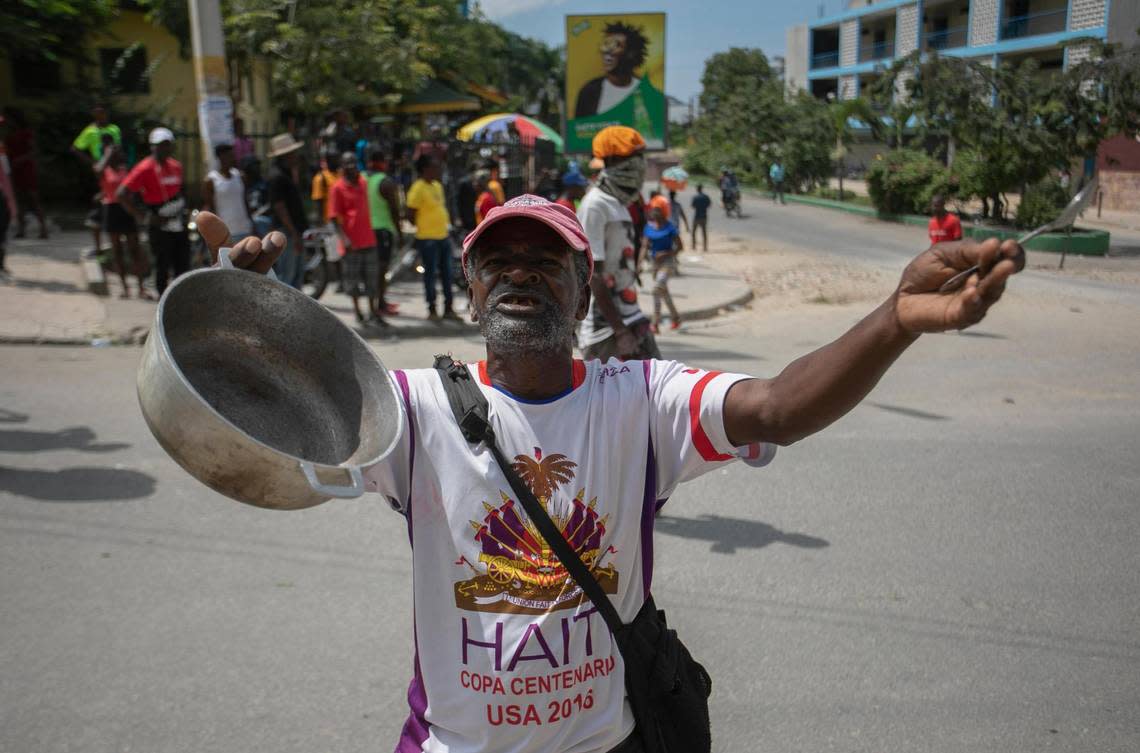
[0,105,724,337]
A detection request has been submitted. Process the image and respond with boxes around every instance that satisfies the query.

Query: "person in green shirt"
[366,149,402,316]
[71,104,122,255]
[71,104,121,164]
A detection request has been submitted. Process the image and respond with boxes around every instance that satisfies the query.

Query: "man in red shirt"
[329,151,384,326]
[117,127,189,294]
[928,194,962,246]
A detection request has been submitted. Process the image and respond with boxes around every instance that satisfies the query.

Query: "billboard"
[564,13,666,153]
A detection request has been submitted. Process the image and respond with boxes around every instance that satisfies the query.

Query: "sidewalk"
[0,232,752,345]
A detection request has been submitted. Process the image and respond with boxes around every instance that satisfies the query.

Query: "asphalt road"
[2,198,1138,753]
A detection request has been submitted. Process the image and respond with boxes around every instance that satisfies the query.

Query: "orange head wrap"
[591,126,646,160]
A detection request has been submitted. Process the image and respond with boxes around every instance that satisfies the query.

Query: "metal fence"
[923,25,970,51]
[443,137,559,223]
[1000,8,1067,40]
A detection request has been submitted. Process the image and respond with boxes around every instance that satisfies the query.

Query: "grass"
[807,187,873,207]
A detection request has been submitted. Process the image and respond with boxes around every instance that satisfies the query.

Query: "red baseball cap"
[461,194,592,281]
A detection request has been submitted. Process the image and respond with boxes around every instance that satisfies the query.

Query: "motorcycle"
[187,209,211,269]
[723,188,743,218]
[385,228,464,295]
[300,227,335,300]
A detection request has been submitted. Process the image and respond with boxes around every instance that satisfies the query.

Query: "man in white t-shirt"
[192,190,1025,752]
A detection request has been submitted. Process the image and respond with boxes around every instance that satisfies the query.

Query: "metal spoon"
[938,176,1099,293]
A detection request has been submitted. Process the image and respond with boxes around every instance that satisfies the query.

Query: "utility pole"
[188,0,233,172]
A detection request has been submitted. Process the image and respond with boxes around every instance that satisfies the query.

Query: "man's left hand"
[894,238,1025,333]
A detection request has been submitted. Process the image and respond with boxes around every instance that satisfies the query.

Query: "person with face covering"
[576,126,656,361]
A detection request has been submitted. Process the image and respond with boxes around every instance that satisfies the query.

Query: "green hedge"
[866,149,954,216]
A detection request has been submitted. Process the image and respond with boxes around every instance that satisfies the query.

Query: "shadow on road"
[656,513,829,554]
[0,409,30,423]
[867,402,950,421]
[658,342,761,364]
[956,330,1008,340]
[9,278,83,294]
[0,427,130,453]
[0,465,156,501]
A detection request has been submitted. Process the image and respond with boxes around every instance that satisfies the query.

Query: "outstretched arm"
[724,238,1025,447]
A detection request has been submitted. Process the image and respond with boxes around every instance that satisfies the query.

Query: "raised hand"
[895,238,1025,333]
[195,210,285,275]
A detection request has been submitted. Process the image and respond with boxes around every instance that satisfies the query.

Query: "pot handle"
[299,462,365,499]
[217,246,279,281]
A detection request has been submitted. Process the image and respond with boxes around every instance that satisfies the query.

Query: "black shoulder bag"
[434,355,713,753]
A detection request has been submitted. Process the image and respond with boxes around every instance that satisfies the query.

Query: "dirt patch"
[701,231,894,306]
[1026,250,1140,287]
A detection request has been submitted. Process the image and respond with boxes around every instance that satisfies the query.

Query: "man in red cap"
[576,126,657,360]
[190,200,1024,753]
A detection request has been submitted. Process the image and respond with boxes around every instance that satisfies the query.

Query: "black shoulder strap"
[433,355,625,633]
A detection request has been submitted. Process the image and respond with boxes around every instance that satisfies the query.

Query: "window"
[100,46,150,94]
[11,54,62,97]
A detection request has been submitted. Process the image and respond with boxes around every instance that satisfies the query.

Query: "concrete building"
[785,0,1132,101]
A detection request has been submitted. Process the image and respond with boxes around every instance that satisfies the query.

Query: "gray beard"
[480,302,576,357]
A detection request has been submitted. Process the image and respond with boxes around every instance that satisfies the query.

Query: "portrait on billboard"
[565,13,666,152]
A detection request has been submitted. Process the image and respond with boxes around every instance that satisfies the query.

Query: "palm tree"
[828,96,877,198]
[512,450,577,501]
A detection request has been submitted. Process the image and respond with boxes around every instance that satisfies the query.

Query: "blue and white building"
[785,0,1137,100]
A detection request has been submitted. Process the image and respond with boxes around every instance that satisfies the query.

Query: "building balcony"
[923,25,969,51]
[858,40,895,62]
[1000,8,1067,40]
[811,51,840,69]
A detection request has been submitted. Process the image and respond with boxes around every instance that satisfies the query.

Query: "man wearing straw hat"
[264,132,308,287]
[191,170,1024,751]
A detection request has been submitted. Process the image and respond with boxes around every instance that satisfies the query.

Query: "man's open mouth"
[492,292,546,315]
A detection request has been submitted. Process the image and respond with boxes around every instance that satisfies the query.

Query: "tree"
[220,0,562,122]
[0,0,116,63]
[685,48,786,183]
[828,96,876,197]
[892,51,990,167]
[782,92,833,192]
[1050,40,1140,165]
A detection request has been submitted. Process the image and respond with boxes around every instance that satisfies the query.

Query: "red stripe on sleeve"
[571,359,586,388]
[689,371,734,462]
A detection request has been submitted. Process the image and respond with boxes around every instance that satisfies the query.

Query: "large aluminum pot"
[137,251,404,510]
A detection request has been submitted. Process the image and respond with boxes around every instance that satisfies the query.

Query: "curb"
[674,287,754,322]
[241,286,755,344]
[1,288,756,347]
[780,193,1111,255]
[80,249,109,296]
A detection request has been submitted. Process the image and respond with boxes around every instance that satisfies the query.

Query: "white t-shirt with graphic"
[577,188,646,347]
[365,358,775,753]
[597,77,640,114]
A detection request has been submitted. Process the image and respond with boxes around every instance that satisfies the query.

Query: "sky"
[479,0,851,104]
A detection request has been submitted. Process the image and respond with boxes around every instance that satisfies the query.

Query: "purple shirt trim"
[640,360,657,597]
[396,634,430,753]
[393,370,430,753]
[393,370,416,539]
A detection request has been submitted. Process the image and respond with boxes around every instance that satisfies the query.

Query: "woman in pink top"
[97,142,151,298]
